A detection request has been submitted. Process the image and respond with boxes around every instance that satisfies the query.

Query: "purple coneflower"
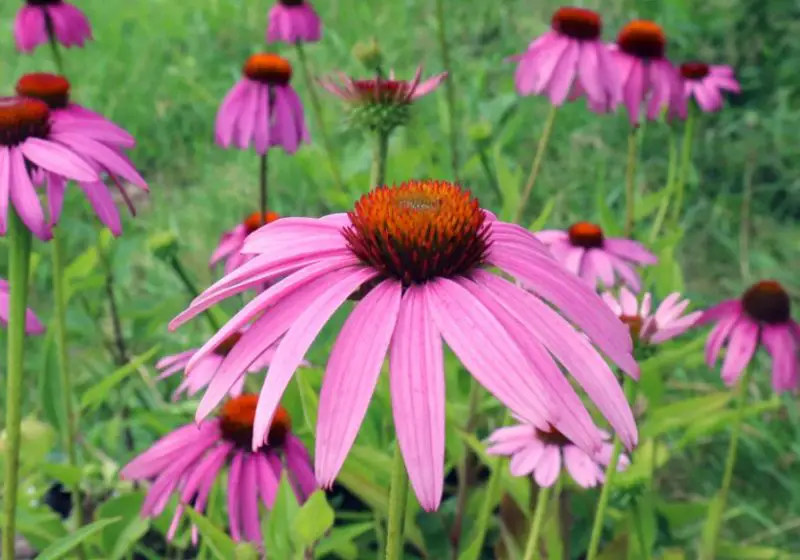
[670,62,741,119]
[487,419,629,488]
[121,395,316,545]
[267,0,321,44]
[511,7,620,110]
[696,280,799,392]
[602,288,701,345]
[216,54,309,155]
[0,279,45,335]
[211,211,281,275]
[169,179,638,511]
[536,222,657,292]
[14,0,92,53]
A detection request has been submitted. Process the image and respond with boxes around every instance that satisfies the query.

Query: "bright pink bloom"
[511,7,620,110]
[267,0,321,44]
[16,73,146,236]
[487,419,629,488]
[536,222,657,292]
[696,281,799,393]
[670,62,741,119]
[0,279,45,335]
[211,211,281,275]
[121,395,316,545]
[318,67,447,106]
[169,180,638,512]
[216,54,309,156]
[14,0,92,53]
[602,288,701,345]
[0,97,99,240]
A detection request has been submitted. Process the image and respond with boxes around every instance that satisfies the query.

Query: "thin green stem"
[648,132,678,244]
[369,131,390,189]
[259,153,268,219]
[623,127,639,238]
[46,23,65,75]
[739,152,755,283]
[701,367,754,560]
[514,105,557,224]
[670,108,696,226]
[434,0,460,182]
[450,380,482,555]
[522,485,552,560]
[3,209,33,560]
[294,43,344,192]
[385,442,409,560]
[168,255,219,331]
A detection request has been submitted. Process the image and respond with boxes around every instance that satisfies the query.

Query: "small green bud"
[352,38,383,71]
[148,231,180,262]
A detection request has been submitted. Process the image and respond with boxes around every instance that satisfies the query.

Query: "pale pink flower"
[121,395,316,545]
[487,419,629,488]
[210,211,281,275]
[169,179,638,512]
[536,222,657,292]
[216,53,309,155]
[670,62,741,119]
[0,279,45,335]
[267,0,321,44]
[318,67,447,106]
[602,287,701,345]
[14,0,92,53]
[695,280,799,393]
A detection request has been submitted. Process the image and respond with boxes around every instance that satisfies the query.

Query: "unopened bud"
[352,38,383,71]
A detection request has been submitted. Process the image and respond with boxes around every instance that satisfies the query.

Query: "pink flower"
[695,280,799,393]
[121,395,316,545]
[211,211,281,275]
[0,279,45,335]
[535,222,657,292]
[511,7,620,110]
[216,54,309,156]
[487,419,629,488]
[267,0,321,44]
[0,97,99,240]
[169,179,638,512]
[14,0,92,53]
[602,288,701,345]
[16,73,147,236]
[670,62,741,119]
[319,67,446,106]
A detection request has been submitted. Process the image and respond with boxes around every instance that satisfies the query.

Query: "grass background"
[1,0,800,555]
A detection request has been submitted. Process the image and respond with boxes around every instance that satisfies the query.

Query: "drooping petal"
[761,325,799,393]
[720,318,759,385]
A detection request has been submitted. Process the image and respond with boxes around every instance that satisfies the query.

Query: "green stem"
[168,255,219,331]
[648,132,678,244]
[522,485,552,560]
[670,108,696,226]
[450,380,482,555]
[294,42,344,193]
[623,127,639,238]
[701,367,754,560]
[46,21,65,75]
[3,209,33,560]
[259,153,268,219]
[514,105,557,224]
[434,0,460,182]
[739,152,755,283]
[369,131,390,189]
[385,442,409,560]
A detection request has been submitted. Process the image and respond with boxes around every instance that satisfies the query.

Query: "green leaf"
[234,543,260,560]
[717,542,785,559]
[641,392,733,438]
[315,522,373,559]
[264,473,301,558]
[15,506,67,551]
[699,493,725,557]
[676,396,783,448]
[292,490,335,547]
[185,506,237,560]
[80,345,160,412]
[615,439,669,488]
[109,517,150,560]
[38,331,66,433]
[634,186,670,221]
[94,491,148,559]
[36,517,122,560]
[493,144,522,222]
[528,196,556,232]
[39,463,82,486]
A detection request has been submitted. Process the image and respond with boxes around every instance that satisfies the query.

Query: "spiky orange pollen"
[680,62,710,81]
[551,7,602,40]
[350,79,413,105]
[567,221,604,249]
[16,73,70,110]
[535,425,571,447]
[742,280,791,325]
[243,54,292,86]
[343,180,490,286]
[0,97,50,147]
[219,394,292,449]
[617,20,666,59]
[243,210,281,235]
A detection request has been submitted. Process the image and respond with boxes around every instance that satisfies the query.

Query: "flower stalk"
[514,105,557,224]
[522,484,552,560]
[385,441,409,560]
[623,127,639,237]
[370,130,390,189]
[670,106,696,226]
[434,0,460,181]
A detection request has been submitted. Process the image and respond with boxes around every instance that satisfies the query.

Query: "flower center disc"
[680,62,710,81]
[551,7,602,41]
[0,97,50,147]
[617,20,666,59]
[16,73,70,110]
[243,54,292,86]
[741,280,791,324]
[535,426,571,447]
[213,332,243,356]
[343,180,490,286]
[567,222,604,249]
[351,79,411,104]
[243,210,280,235]
[26,0,62,5]
[620,314,643,343]
[219,394,292,449]
[278,0,305,5]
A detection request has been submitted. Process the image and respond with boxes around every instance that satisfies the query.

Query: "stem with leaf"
[385,442,409,560]
[623,127,639,238]
[434,0,460,181]
[521,484,552,560]
[670,106,696,226]
[648,132,678,244]
[514,105,557,224]
[259,153,268,218]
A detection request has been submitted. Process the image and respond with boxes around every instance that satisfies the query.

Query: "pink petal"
[9,148,50,240]
[705,311,742,368]
[533,445,561,488]
[20,137,97,182]
[762,325,799,393]
[603,238,658,264]
[228,453,244,541]
[720,318,759,385]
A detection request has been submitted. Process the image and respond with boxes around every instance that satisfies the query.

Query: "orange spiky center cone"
[219,394,292,449]
[617,20,666,59]
[243,53,293,86]
[16,72,70,110]
[551,7,602,40]
[0,97,50,146]
[567,221,604,249]
[243,210,281,235]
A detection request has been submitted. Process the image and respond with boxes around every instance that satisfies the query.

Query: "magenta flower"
[319,67,446,106]
[211,211,281,275]
[16,73,147,236]
[14,0,92,53]
[511,7,620,110]
[487,419,629,488]
[169,179,638,511]
[670,62,741,119]
[536,222,657,292]
[602,288,701,345]
[0,279,45,335]
[121,395,316,545]
[216,54,309,156]
[267,0,321,44]
[696,281,799,392]
[0,96,99,240]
